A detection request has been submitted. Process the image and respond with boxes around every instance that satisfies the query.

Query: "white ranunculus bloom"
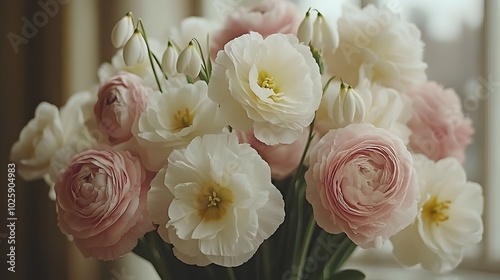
[324,4,427,91]
[10,103,65,180]
[147,133,285,267]
[208,32,322,145]
[316,78,412,142]
[134,81,225,171]
[391,155,484,273]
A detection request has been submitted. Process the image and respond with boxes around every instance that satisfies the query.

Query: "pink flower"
[55,148,153,260]
[211,0,301,58]
[405,81,473,163]
[94,72,149,144]
[236,128,310,180]
[305,123,419,249]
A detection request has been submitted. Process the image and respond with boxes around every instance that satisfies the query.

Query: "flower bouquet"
[10,1,483,279]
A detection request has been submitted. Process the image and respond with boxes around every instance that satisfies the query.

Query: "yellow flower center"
[196,182,233,222]
[422,196,452,226]
[173,108,193,131]
[258,70,283,101]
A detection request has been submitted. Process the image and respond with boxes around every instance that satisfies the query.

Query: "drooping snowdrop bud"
[176,40,202,78]
[111,12,135,48]
[331,82,366,127]
[123,29,148,66]
[161,41,179,76]
[312,13,338,50]
[297,10,313,44]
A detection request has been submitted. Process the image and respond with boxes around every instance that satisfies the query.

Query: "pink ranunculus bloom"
[94,72,149,144]
[305,123,419,249]
[236,128,310,180]
[55,148,154,260]
[211,0,301,58]
[405,81,473,163]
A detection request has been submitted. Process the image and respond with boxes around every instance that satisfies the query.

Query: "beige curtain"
[1,1,195,279]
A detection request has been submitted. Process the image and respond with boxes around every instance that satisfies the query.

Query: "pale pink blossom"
[305,123,419,248]
[236,128,310,180]
[55,148,153,260]
[405,81,473,163]
[211,0,301,58]
[94,72,149,144]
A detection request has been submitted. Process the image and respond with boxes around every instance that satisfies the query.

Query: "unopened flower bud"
[111,12,134,48]
[297,10,313,44]
[331,83,365,127]
[176,40,202,78]
[123,29,148,66]
[162,41,179,76]
[312,13,338,50]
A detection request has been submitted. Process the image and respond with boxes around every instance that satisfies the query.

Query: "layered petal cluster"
[211,0,301,58]
[134,81,225,170]
[208,32,322,145]
[147,133,285,266]
[305,123,419,248]
[55,149,153,260]
[404,81,473,163]
[324,4,427,91]
[391,155,483,273]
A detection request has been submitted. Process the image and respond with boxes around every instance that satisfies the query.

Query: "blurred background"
[1,0,498,279]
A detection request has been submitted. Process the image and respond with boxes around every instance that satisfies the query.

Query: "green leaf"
[330,269,366,280]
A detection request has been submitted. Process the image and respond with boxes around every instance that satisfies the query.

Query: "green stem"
[138,19,163,92]
[295,217,316,280]
[226,267,237,280]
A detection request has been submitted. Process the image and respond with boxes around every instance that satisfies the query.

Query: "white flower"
[134,81,225,171]
[147,133,285,267]
[111,12,135,48]
[316,78,412,142]
[161,41,179,77]
[208,32,322,145]
[123,29,148,67]
[331,82,365,127]
[324,4,427,91]
[10,103,65,180]
[391,155,484,273]
[176,40,202,78]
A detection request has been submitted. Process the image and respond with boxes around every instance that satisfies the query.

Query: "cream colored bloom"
[208,32,322,145]
[10,103,65,180]
[391,155,483,273]
[134,81,225,170]
[324,4,427,91]
[147,133,285,266]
